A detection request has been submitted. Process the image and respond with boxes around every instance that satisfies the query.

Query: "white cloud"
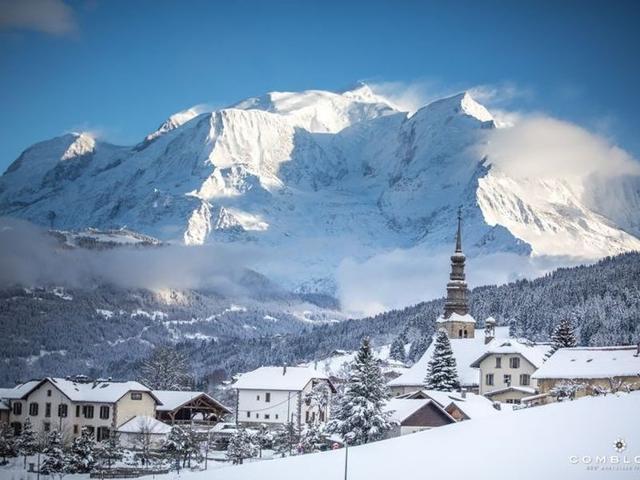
[480,115,640,180]
[0,0,77,36]
[469,82,533,107]
[336,247,553,317]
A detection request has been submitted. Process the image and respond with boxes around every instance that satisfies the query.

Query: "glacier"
[1,82,639,294]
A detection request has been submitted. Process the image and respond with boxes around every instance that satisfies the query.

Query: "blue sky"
[1,0,639,172]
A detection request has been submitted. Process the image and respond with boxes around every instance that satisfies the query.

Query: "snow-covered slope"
[1,84,639,292]
[200,392,640,480]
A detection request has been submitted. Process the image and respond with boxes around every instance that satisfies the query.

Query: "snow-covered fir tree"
[304,382,331,415]
[15,419,38,468]
[272,422,299,458]
[326,337,393,445]
[424,329,460,391]
[253,424,273,458]
[546,317,578,359]
[389,335,406,362]
[226,426,258,465]
[68,427,97,473]
[299,423,325,454]
[139,346,193,390]
[40,431,68,478]
[549,380,585,401]
[0,424,16,463]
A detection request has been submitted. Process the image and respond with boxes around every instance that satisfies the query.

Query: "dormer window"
[131,392,142,400]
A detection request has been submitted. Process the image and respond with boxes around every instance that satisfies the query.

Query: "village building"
[233,366,335,430]
[529,346,640,405]
[153,390,230,426]
[116,415,172,449]
[469,339,550,404]
[0,376,160,442]
[383,398,455,437]
[396,389,500,421]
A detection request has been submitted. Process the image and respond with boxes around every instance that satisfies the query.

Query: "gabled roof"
[532,346,640,380]
[233,367,332,392]
[469,340,551,369]
[483,386,536,397]
[385,398,455,424]
[0,381,41,400]
[116,415,171,434]
[153,390,231,414]
[1,378,159,404]
[388,327,510,388]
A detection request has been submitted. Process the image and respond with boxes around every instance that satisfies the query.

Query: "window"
[275,414,279,420]
[311,412,316,422]
[485,374,494,386]
[97,427,110,442]
[264,414,270,420]
[12,403,22,415]
[305,411,310,423]
[11,422,22,436]
[76,405,80,417]
[265,392,271,403]
[320,411,325,422]
[519,374,531,386]
[506,399,521,405]
[130,392,142,401]
[84,426,95,438]
[256,395,260,401]
[246,411,251,418]
[45,403,51,418]
[47,389,52,397]
[503,374,512,386]
[463,330,468,338]
[58,404,68,418]
[509,357,520,369]
[43,422,50,432]
[458,329,463,338]
[99,406,110,419]
[495,357,502,368]
[73,425,79,434]
[82,405,94,419]
[29,403,38,416]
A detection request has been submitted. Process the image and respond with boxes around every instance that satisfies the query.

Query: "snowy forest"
[1,252,639,386]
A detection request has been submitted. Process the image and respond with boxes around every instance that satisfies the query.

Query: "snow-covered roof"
[3,378,158,404]
[384,398,453,424]
[116,416,171,434]
[0,381,41,400]
[0,399,9,410]
[532,346,640,380]
[484,386,536,397]
[436,312,476,324]
[388,327,510,388]
[446,395,500,420]
[153,390,231,413]
[233,366,331,392]
[469,340,551,369]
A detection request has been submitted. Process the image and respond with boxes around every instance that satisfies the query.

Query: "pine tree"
[389,335,406,362]
[68,427,97,473]
[408,333,430,363]
[226,426,257,465]
[546,317,578,359]
[424,329,460,391]
[298,423,325,454]
[0,424,16,463]
[139,345,193,390]
[272,422,299,457]
[161,425,202,469]
[15,418,38,468]
[326,337,393,446]
[94,434,123,470]
[40,431,68,479]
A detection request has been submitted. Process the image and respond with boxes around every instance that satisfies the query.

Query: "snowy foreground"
[199,392,639,480]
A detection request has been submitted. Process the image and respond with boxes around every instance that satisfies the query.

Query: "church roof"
[436,312,476,324]
[388,327,510,388]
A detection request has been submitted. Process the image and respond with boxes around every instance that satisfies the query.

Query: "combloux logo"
[568,438,640,471]
[614,438,627,453]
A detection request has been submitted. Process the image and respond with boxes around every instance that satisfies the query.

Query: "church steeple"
[443,207,470,319]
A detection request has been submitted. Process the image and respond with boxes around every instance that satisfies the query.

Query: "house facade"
[531,346,640,404]
[470,340,550,404]
[1,377,159,443]
[384,398,455,437]
[233,366,335,430]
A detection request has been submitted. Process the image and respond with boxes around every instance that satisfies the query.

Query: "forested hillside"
[1,252,639,386]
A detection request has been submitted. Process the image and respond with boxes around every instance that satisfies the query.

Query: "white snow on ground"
[186,392,640,480]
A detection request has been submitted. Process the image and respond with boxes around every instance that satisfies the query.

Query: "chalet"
[469,339,550,404]
[397,389,500,421]
[153,390,230,426]
[529,346,640,404]
[383,398,455,437]
[0,376,160,442]
[233,366,335,430]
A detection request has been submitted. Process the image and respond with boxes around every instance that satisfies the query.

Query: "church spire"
[443,207,469,319]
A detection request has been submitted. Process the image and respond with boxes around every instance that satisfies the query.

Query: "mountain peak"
[417,91,494,123]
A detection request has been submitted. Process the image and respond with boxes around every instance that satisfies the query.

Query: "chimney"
[313,361,318,371]
[283,364,287,375]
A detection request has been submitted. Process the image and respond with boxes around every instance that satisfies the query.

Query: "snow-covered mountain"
[1,83,639,292]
